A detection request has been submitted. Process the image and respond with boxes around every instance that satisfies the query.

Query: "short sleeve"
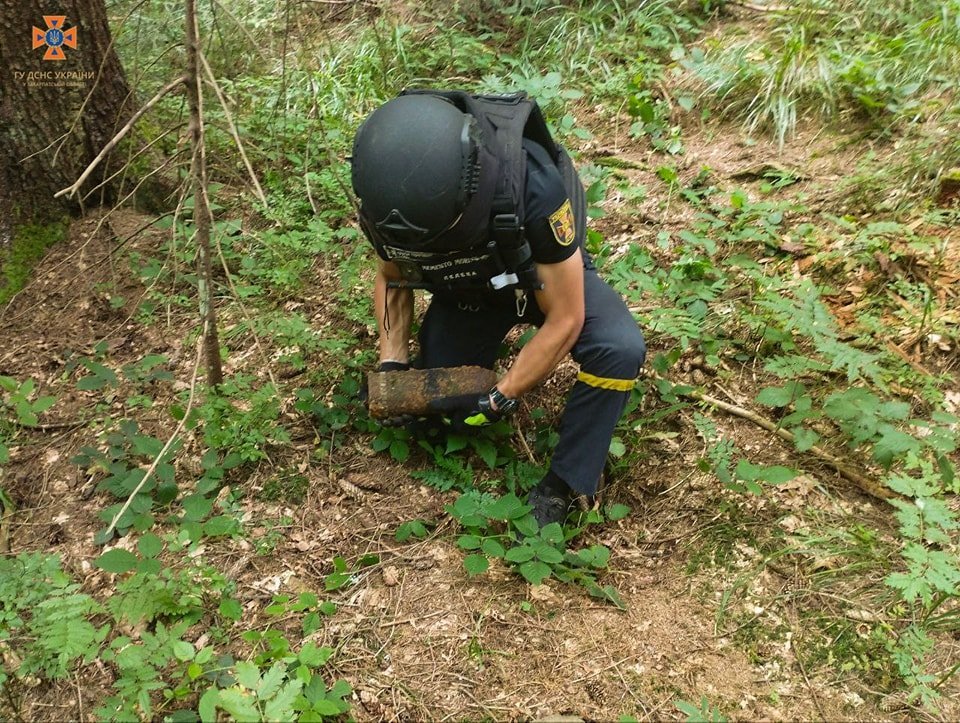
[522,140,579,265]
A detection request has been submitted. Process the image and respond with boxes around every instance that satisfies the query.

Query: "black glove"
[428,391,505,431]
[377,361,409,373]
[363,361,414,427]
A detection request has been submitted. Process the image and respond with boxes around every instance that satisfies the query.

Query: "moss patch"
[0,220,68,306]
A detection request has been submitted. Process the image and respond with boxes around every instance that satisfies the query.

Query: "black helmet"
[351,94,498,252]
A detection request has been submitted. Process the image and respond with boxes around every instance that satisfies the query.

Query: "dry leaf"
[383,566,400,587]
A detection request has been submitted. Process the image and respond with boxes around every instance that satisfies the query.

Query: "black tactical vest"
[364,89,586,295]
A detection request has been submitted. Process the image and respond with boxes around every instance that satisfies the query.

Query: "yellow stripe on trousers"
[576,370,635,392]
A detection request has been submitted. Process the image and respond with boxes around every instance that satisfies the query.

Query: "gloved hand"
[428,391,506,431]
[362,361,415,427]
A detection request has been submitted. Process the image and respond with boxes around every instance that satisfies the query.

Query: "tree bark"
[0,0,133,245]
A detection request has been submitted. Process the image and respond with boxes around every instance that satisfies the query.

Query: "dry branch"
[198,51,267,206]
[648,372,895,502]
[54,75,186,200]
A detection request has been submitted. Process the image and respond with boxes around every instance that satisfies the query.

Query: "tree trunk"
[186,0,223,387]
[0,0,133,245]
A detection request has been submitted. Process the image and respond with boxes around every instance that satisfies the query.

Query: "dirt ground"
[2,66,958,722]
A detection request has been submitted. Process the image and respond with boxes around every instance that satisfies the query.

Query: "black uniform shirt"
[521,139,580,265]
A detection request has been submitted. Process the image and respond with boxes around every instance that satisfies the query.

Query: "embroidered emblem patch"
[548,198,575,247]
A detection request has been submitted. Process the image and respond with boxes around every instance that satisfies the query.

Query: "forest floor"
[2,4,960,722]
[7,131,955,723]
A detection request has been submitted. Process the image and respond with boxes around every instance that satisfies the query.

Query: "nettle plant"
[617,180,960,703]
[1,538,353,721]
[0,376,57,464]
[446,491,628,607]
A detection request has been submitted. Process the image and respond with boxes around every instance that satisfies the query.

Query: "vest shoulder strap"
[397,89,565,289]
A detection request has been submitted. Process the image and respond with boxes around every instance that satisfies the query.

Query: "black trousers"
[418,268,646,495]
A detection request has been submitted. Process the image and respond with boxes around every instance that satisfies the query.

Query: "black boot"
[527,470,576,527]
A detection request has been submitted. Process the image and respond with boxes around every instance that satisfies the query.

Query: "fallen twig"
[14,419,91,432]
[647,371,895,502]
[104,331,202,536]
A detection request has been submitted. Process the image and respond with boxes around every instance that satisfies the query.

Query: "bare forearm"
[373,271,413,363]
[496,318,581,399]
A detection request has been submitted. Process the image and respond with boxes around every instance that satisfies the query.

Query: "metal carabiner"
[515,289,527,318]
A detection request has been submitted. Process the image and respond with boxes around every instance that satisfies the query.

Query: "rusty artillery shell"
[367,366,498,418]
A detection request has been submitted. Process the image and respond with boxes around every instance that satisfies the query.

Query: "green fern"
[0,553,107,680]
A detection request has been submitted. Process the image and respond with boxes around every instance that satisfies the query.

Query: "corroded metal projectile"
[366,366,498,418]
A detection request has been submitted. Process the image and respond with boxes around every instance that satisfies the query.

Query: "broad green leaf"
[32,395,57,414]
[258,662,286,701]
[513,515,539,537]
[733,459,762,482]
[755,386,793,407]
[589,583,626,609]
[446,435,468,453]
[172,640,195,662]
[303,612,322,636]
[295,592,319,610]
[263,679,303,720]
[576,548,596,566]
[329,679,352,699]
[536,546,564,564]
[299,642,333,667]
[389,439,409,462]
[137,532,163,558]
[505,545,536,563]
[486,493,528,521]
[0,443,9,464]
[458,534,482,550]
[203,515,239,537]
[234,660,261,690]
[198,689,219,723]
[792,427,819,452]
[182,494,213,522]
[605,503,630,521]
[312,699,343,715]
[303,675,327,705]
[589,545,611,568]
[217,688,259,722]
[873,428,920,467]
[463,553,489,576]
[324,572,351,591]
[131,434,163,457]
[879,400,910,420]
[608,437,627,458]
[219,597,243,621]
[539,522,564,544]
[472,438,497,469]
[481,538,506,558]
[756,466,796,484]
[518,560,551,585]
[396,520,427,542]
[94,548,139,574]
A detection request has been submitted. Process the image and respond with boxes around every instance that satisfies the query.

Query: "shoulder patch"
[548,198,575,247]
